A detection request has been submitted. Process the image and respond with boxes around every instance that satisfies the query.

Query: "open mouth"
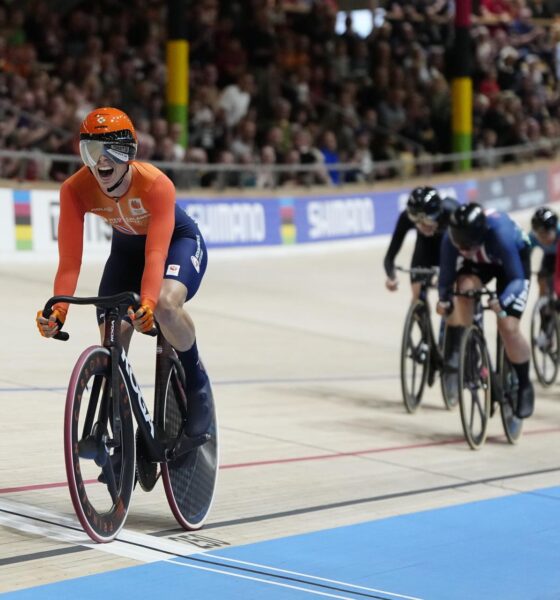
[97,166,114,179]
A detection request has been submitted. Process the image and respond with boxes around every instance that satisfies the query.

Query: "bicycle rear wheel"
[161,363,218,530]
[530,296,559,387]
[64,346,135,543]
[498,345,523,444]
[458,326,491,450]
[400,301,430,413]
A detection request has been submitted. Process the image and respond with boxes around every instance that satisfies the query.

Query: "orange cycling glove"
[127,304,155,333]
[36,309,65,338]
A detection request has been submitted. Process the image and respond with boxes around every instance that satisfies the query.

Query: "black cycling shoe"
[186,380,213,437]
[515,382,535,419]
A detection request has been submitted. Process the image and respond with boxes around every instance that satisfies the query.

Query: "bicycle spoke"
[459,327,490,449]
[81,375,104,441]
[102,459,119,504]
[531,298,559,387]
[400,303,430,413]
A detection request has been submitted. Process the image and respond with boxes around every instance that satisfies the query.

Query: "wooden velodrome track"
[1,209,559,599]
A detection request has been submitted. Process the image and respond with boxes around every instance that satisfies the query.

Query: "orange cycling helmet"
[79,107,138,168]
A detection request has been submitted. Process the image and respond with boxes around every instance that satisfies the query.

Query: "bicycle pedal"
[78,437,99,460]
[78,436,110,467]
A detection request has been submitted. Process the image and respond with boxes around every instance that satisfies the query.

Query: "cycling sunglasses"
[409,212,438,225]
[79,139,137,168]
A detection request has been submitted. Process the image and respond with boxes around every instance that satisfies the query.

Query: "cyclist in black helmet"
[383,186,458,300]
[529,206,560,297]
[437,203,534,419]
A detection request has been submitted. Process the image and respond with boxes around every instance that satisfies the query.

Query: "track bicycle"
[530,282,560,387]
[397,266,456,413]
[43,292,219,543]
[453,288,523,450]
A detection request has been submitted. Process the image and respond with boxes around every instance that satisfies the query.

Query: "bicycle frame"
[104,306,198,463]
[44,293,198,464]
[420,293,439,353]
[398,265,441,356]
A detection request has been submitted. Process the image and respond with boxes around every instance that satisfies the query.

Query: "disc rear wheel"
[161,364,218,530]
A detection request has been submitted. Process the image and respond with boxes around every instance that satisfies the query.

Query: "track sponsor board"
[0,164,557,260]
[474,170,548,212]
[177,197,282,247]
[292,180,476,243]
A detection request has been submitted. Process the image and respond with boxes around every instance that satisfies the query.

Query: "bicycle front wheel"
[64,346,136,543]
[161,364,218,530]
[458,326,491,450]
[400,301,430,413]
[440,324,459,410]
[530,296,559,387]
[498,346,523,444]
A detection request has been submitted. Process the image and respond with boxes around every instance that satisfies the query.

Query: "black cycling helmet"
[531,206,558,232]
[449,203,488,250]
[406,186,442,222]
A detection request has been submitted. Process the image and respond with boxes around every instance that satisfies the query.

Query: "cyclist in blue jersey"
[384,186,458,300]
[529,207,559,297]
[436,203,534,418]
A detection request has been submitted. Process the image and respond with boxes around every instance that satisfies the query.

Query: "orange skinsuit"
[53,161,175,319]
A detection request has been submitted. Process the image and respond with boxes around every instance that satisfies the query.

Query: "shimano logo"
[187,203,266,243]
[120,349,155,437]
[307,198,374,239]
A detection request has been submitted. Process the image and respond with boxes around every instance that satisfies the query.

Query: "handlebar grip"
[42,304,69,341]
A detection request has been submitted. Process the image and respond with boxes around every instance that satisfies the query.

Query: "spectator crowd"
[1,0,560,187]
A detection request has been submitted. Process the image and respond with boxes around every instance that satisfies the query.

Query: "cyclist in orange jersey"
[36,107,212,438]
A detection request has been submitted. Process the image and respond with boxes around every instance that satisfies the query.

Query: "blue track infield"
[5,486,560,600]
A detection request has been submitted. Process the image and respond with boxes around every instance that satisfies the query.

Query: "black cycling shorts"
[96,229,208,324]
[456,247,531,319]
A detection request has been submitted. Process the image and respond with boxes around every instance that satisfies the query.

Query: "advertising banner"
[177,197,282,248]
[292,194,376,243]
[1,163,558,261]
[289,179,477,244]
[32,190,112,256]
[474,168,548,212]
[547,163,560,204]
